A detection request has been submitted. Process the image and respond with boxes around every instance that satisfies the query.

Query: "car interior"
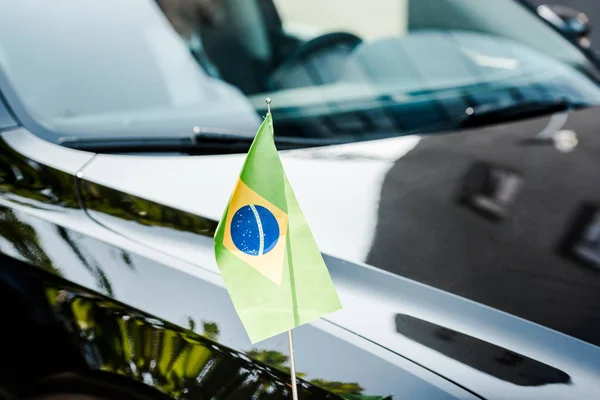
[158,0,600,140]
[185,0,588,91]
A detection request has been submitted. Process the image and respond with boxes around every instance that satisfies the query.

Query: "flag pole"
[287,329,299,400]
[266,96,298,400]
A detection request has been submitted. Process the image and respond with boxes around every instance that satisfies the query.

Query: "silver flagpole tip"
[265,97,271,113]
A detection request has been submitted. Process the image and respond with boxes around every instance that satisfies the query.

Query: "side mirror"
[537,4,591,48]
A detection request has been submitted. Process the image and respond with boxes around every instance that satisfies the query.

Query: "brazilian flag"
[214,112,342,343]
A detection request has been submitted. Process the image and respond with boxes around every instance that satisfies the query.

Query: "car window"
[0,0,261,138]
[1,0,600,141]
[161,0,600,139]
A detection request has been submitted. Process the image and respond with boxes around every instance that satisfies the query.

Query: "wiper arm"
[59,130,345,155]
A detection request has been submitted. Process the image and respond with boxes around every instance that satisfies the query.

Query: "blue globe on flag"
[230,205,280,256]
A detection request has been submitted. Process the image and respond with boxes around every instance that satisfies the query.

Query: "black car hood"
[4,106,600,398]
[76,106,600,344]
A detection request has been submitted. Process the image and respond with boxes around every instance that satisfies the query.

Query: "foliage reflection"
[47,283,387,399]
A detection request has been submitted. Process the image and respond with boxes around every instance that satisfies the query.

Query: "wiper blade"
[60,98,590,154]
[460,98,588,127]
[59,130,345,154]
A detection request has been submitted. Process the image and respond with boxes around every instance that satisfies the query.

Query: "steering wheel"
[267,32,363,90]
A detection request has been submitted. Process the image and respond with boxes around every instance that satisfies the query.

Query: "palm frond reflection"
[46,286,340,399]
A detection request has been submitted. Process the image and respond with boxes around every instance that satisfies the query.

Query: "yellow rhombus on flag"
[213,112,342,343]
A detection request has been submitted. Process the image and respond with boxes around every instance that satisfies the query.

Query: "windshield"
[1,0,600,142]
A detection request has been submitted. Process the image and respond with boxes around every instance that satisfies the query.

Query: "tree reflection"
[52,289,339,399]
[83,181,217,238]
[120,250,136,271]
[56,226,113,296]
[0,207,59,276]
[201,321,219,341]
[0,141,80,208]
[310,380,363,396]
[247,349,371,397]
[247,349,307,379]
[49,286,385,399]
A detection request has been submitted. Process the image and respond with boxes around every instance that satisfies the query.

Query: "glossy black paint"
[72,108,600,349]
[81,180,217,240]
[58,106,600,398]
[3,103,600,398]
[0,132,472,399]
[0,140,79,210]
[394,314,571,387]
[367,108,600,348]
[0,113,595,398]
[0,255,340,399]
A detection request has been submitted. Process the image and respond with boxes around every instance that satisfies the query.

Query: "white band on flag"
[249,204,265,256]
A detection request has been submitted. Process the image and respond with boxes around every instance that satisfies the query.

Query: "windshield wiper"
[59,131,348,155]
[60,99,591,154]
[459,98,588,128]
